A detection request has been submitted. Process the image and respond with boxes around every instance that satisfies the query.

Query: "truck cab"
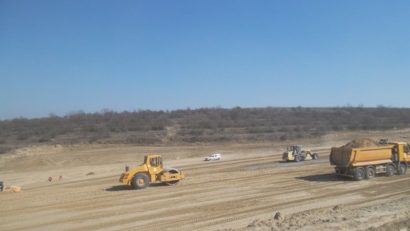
[395,142,410,163]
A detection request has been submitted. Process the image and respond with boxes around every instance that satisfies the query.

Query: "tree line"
[1,106,409,154]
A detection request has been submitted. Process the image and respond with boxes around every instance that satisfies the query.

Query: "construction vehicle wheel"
[353,167,365,181]
[312,153,319,160]
[294,155,301,162]
[165,180,179,186]
[300,152,307,161]
[398,163,407,175]
[131,173,149,189]
[365,166,375,179]
[385,164,395,177]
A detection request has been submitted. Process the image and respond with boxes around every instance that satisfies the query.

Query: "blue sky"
[1,1,410,119]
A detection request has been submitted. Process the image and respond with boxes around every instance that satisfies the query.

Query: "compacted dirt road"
[1,133,410,231]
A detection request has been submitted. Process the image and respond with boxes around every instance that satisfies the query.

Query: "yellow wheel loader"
[282,145,319,162]
[119,154,185,189]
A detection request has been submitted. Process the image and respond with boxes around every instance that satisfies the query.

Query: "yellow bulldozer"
[119,154,185,189]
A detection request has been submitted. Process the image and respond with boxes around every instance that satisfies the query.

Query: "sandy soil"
[1,130,410,231]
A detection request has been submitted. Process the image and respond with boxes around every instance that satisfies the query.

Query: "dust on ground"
[1,130,410,231]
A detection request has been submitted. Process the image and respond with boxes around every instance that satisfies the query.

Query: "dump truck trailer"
[330,142,410,180]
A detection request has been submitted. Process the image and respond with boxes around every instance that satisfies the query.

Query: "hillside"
[1,106,410,154]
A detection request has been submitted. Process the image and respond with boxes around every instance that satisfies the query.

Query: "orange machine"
[330,142,409,180]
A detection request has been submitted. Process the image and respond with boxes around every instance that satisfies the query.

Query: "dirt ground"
[1,130,410,231]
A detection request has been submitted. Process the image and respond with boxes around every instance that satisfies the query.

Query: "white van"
[204,153,221,161]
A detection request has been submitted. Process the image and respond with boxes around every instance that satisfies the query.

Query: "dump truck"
[282,145,319,162]
[330,142,410,180]
[119,154,185,189]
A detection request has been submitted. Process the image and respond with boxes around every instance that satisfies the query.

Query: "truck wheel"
[353,167,365,181]
[294,155,301,162]
[365,166,376,179]
[386,164,395,177]
[398,163,407,175]
[131,173,149,189]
